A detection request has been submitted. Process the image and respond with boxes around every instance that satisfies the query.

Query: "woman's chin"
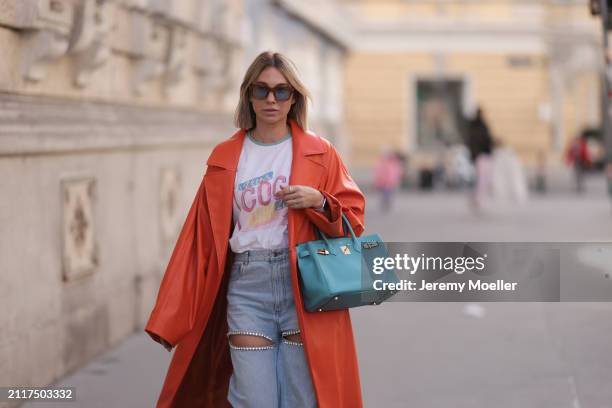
[256,114,284,125]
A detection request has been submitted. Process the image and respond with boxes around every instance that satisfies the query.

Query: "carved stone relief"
[68,0,115,87]
[22,29,71,81]
[132,18,168,95]
[193,36,226,100]
[147,0,168,15]
[194,0,212,33]
[0,0,245,94]
[117,0,148,10]
[222,0,244,45]
[62,177,98,282]
[222,46,244,96]
[163,25,188,92]
[209,0,225,38]
[159,167,182,249]
[0,0,76,81]
[0,0,74,31]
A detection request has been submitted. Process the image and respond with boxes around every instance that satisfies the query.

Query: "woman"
[145,51,366,408]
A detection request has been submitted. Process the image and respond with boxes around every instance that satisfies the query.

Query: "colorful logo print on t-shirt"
[235,171,288,230]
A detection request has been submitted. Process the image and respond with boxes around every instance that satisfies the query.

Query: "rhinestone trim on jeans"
[281,329,303,346]
[229,344,275,351]
[227,330,274,350]
[226,330,273,342]
[281,339,304,346]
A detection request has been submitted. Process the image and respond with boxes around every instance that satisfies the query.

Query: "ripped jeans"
[226,248,318,408]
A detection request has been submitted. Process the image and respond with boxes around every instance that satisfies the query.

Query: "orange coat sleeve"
[144,173,212,347]
[303,143,366,238]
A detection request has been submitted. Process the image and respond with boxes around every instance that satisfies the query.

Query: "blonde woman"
[146,51,366,408]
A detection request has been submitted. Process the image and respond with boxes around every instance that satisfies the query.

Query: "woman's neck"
[251,121,290,144]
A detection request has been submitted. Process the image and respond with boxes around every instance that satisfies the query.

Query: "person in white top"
[227,51,332,408]
[146,50,366,408]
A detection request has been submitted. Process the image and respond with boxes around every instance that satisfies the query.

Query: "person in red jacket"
[145,51,366,408]
[565,132,592,193]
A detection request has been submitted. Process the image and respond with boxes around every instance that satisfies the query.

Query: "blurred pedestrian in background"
[394,150,410,189]
[490,140,529,206]
[606,162,612,214]
[443,144,474,189]
[465,106,494,211]
[565,130,592,193]
[373,145,404,211]
[534,150,548,193]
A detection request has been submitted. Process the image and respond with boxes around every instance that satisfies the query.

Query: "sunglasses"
[250,83,294,101]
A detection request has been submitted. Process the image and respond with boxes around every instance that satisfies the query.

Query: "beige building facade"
[340,0,602,171]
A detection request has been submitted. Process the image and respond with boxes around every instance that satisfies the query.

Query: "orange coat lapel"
[203,128,244,275]
[287,120,327,247]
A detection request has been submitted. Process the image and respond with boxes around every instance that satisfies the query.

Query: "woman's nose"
[266,91,276,102]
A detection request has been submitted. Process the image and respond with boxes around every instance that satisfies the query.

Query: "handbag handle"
[315,212,361,254]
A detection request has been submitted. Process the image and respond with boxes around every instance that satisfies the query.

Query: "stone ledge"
[0,93,235,156]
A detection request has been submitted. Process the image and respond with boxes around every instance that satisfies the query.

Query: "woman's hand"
[276,185,324,209]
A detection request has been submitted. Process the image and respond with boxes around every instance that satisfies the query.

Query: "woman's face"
[249,66,295,127]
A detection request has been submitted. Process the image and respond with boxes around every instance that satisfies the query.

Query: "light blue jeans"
[226,248,318,408]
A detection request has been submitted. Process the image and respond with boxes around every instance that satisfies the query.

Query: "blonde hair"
[234,51,310,131]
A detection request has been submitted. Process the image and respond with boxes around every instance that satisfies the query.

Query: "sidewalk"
[22,189,612,408]
[21,333,169,408]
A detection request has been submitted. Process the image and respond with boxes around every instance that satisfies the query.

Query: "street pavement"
[23,179,612,408]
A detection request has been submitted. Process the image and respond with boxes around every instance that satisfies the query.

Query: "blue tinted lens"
[274,87,292,101]
[252,85,269,99]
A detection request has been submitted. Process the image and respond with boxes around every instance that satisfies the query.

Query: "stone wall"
[0,0,247,109]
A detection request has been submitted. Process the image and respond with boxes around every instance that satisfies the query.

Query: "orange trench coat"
[145,119,366,407]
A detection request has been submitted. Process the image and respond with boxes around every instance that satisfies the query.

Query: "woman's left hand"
[276,185,324,209]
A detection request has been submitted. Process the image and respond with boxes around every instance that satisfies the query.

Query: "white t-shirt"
[229,129,293,253]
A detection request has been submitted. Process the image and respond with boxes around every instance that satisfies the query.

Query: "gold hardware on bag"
[317,249,330,255]
[340,245,351,255]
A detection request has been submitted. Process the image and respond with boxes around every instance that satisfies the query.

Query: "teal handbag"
[296,213,400,312]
